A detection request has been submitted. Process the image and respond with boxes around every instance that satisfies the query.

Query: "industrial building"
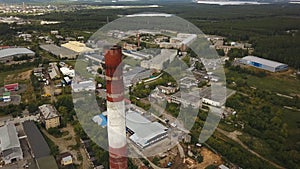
[126,111,168,148]
[201,87,236,107]
[159,33,197,51]
[123,67,152,88]
[61,41,94,53]
[60,67,75,78]
[39,104,60,129]
[169,91,201,108]
[0,123,23,165]
[40,44,78,59]
[0,47,35,63]
[23,121,59,169]
[141,49,177,70]
[71,80,96,92]
[123,50,152,60]
[240,56,288,72]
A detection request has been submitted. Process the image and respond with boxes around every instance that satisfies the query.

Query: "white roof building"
[240,56,288,72]
[0,123,23,165]
[126,111,168,148]
[60,67,75,78]
[61,155,73,166]
[141,49,177,70]
[71,80,96,92]
[218,164,230,169]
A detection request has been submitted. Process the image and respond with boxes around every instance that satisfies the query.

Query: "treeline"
[13,54,33,61]
[226,91,299,168]
[227,65,267,78]
[0,57,41,72]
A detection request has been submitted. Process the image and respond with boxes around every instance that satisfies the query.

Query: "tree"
[216,49,225,56]
[205,165,217,169]
[182,55,191,67]
[28,103,38,114]
[196,154,204,163]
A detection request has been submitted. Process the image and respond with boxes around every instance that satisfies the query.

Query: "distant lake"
[289,1,300,4]
[196,1,270,5]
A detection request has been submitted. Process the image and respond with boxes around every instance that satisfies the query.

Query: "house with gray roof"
[0,123,23,165]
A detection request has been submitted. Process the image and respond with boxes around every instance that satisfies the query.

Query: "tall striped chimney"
[105,46,128,169]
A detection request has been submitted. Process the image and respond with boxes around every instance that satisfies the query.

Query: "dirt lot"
[4,70,32,84]
[192,147,223,169]
[44,86,51,95]
[41,124,91,169]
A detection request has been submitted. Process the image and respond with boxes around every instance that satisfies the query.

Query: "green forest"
[1,3,300,68]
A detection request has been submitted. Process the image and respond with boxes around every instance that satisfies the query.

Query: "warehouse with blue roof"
[240,56,288,72]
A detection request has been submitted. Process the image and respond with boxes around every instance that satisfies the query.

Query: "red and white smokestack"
[105,46,128,169]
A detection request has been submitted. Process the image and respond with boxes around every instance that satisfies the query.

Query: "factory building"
[60,67,75,78]
[141,49,177,70]
[71,80,96,92]
[0,123,23,165]
[159,33,197,51]
[126,111,168,149]
[169,92,201,108]
[23,121,59,169]
[123,50,152,60]
[0,47,35,63]
[123,67,152,88]
[40,44,78,59]
[240,56,288,72]
[61,41,94,53]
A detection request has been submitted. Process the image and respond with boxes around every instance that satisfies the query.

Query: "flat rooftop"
[40,44,77,57]
[23,121,51,159]
[242,56,287,68]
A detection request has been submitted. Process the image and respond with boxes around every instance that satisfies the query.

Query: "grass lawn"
[74,60,94,79]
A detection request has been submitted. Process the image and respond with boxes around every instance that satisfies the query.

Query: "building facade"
[240,56,288,72]
[0,123,23,165]
[39,104,60,129]
[0,47,35,63]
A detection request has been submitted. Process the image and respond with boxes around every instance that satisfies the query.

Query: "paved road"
[216,128,285,169]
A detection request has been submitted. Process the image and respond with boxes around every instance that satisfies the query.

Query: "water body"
[196,1,269,5]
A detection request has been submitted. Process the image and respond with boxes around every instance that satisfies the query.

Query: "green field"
[226,69,300,95]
